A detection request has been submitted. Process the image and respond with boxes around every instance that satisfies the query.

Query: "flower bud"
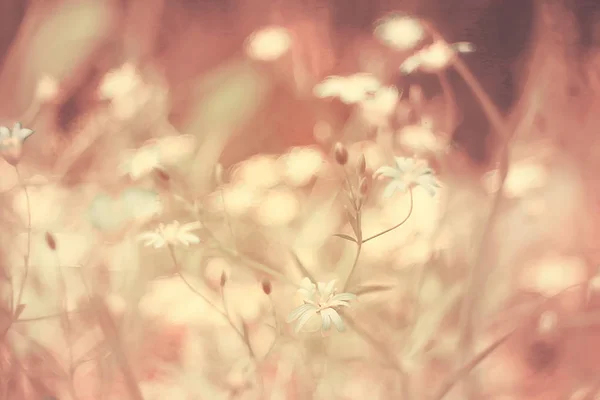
[261,278,272,295]
[220,271,227,287]
[334,143,348,165]
[45,232,57,251]
[356,154,367,176]
[359,177,369,196]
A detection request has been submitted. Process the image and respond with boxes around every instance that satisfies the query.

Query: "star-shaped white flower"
[0,122,35,165]
[286,278,356,333]
[314,73,381,104]
[137,221,202,249]
[374,157,441,197]
[245,26,292,61]
[374,15,425,51]
[400,41,475,74]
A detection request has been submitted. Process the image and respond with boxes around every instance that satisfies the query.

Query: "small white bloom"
[374,15,425,50]
[120,145,162,180]
[396,118,446,154]
[286,278,356,333]
[0,122,35,165]
[245,26,292,61]
[359,85,400,126]
[99,63,144,100]
[400,41,475,74]
[374,157,441,197]
[483,160,548,198]
[313,73,381,104]
[138,221,202,249]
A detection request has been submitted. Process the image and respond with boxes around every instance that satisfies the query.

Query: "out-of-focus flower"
[119,145,162,180]
[313,73,381,104]
[279,146,325,186]
[374,157,441,197]
[286,278,356,333]
[396,118,447,154]
[98,63,161,120]
[359,85,400,127]
[374,15,425,51]
[400,41,475,74]
[483,160,548,198]
[254,187,300,226]
[0,122,35,165]
[89,188,162,232]
[35,75,59,103]
[232,155,281,189]
[245,26,292,61]
[138,221,202,249]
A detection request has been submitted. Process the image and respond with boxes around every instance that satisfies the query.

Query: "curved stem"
[362,189,413,244]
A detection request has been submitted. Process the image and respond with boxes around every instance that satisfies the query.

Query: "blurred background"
[2,0,600,399]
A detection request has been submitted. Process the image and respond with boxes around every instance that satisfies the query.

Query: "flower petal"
[294,308,318,333]
[0,126,10,139]
[320,310,332,331]
[16,128,35,141]
[373,166,400,179]
[383,181,405,198]
[286,303,316,323]
[323,308,345,332]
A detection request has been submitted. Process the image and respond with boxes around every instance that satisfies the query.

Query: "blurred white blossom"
[374,15,425,50]
[400,41,475,74]
[35,75,59,103]
[313,73,381,104]
[286,278,356,333]
[279,146,325,186]
[359,85,400,127]
[245,26,292,61]
[396,118,447,154]
[0,122,35,165]
[255,187,300,226]
[374,157,441,197]
[98,63,160,120]
[89,188,162,232]
[120,145,162,180]
[483,160,548,198]
[138,220,202,249]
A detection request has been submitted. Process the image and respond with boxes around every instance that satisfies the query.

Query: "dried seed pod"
[334,142,348,165]
[220,271,227,287]
[261,278,272,295]
[359,177,369,196]
[45,232,57,251]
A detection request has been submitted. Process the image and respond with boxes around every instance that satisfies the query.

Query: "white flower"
[137,221,202,249]
[483,160,548,199]
[120,145,162,180]
[396,118,447,154]
[374,15,425,50]
[374,157,441,197]
[313,73,381,104]
[286,278,356,333]
[245,26,292,61]
[359,85,400,126]
[400,41,475,74]
[0,122,35,165]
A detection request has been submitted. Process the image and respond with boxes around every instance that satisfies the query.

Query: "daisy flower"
[313,73,381,104]
[374,14,425,51]
[400,41,475,74]
[0,122,35,165]
[138,221,202,249]
[374,157,441,197]
[245,26,292,61]
[286,278,356,333]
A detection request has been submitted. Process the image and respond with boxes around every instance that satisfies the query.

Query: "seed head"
[45,232,57,251]
[261,278,272,295]
[356,154,367,176]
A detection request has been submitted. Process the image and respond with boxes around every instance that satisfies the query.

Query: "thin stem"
[221,285,256,359]
[362,189,414,244]
[341,170,362,292]
[432,329,514,400]
[167,244,255,358]
[14,167,31,314]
